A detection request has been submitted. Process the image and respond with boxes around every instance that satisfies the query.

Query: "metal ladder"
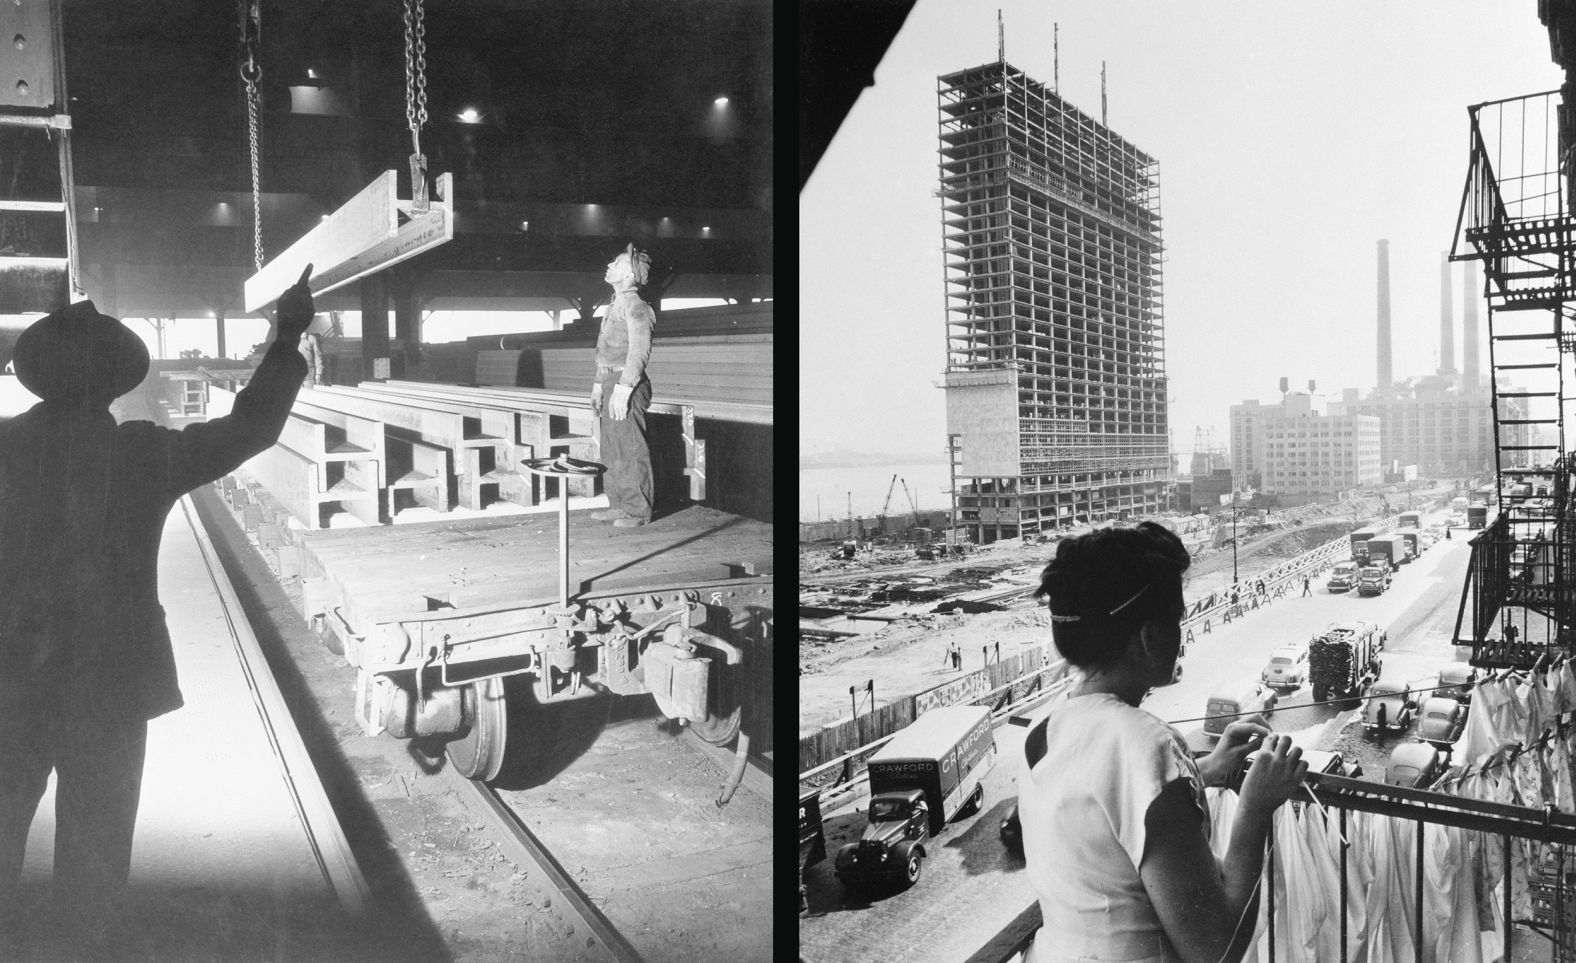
[0,0,80,316]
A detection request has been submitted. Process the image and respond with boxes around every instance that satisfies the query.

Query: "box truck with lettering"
[833,706,996,889]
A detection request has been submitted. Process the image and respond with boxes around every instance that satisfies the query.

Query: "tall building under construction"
[938,60,1170,543]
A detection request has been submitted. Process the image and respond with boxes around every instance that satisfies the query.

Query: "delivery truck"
[1350,526,1382,562]
[1366,533,1408,569]
[1468,503,1488,529]
[1400,511,1421,530]
[1395,528,1423,559]
[834,705,996,889]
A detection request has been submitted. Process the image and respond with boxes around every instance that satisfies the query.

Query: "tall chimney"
[1439,252,1455,375]
[1377,239,1393,389]
[1462,259,1480,389]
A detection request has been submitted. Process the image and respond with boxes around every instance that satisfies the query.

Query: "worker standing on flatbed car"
[0,268,315,957]
[590,242,656,528]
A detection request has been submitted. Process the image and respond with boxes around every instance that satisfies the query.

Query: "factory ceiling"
[29,0,773,320]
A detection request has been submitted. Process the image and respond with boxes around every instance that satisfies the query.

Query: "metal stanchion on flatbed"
[520,456,604,607]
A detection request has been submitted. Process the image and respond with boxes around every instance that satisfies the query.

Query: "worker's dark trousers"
[597,373,653,521]
[0,689,148,946]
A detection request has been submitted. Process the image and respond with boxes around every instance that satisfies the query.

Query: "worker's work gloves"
[275,265,316,343]
[608,382,633,421]
[590,381,605,417]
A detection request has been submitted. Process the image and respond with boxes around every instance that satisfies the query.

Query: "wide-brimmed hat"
[13,300,150,404]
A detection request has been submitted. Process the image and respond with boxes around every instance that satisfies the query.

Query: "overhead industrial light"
[714,96,729,107]
[457,107,482,124]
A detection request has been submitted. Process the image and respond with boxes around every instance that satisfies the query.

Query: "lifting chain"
[239,0,264,271]
[403,0,430,211]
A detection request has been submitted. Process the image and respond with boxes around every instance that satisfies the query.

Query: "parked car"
[1239,747,1362,789]
[1437,662,1478,703]
[1261,643,1311,690]
[1386,741,1445,788]
[1203,682,1278,739]
[1417,697,1467,748]
[1363,681,1417,734]
[1327,562,1359,592]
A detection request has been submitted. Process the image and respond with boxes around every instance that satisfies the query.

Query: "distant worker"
[298,317,326,387]
[0,268,316,956]
[1505,621,1520,647]
[1302,575,1311,597]
[589,243,656,529]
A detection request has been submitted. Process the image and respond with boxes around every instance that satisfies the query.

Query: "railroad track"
[185,476,775,962]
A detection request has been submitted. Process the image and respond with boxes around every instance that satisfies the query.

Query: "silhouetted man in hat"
[589,243,656,528]
[0,268,315,955]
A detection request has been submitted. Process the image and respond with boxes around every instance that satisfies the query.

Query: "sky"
[799,1,1565,468]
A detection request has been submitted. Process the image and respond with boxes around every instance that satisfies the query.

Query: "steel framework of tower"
[1449,89,1576,664]
[937,61,1169,544]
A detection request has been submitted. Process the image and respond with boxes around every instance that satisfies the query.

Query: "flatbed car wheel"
[446,676,508,781]
[687,644,743,746]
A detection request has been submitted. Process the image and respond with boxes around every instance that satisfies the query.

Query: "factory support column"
[392,271,422,377]
[361,272,391,381]
[215,307,226,359]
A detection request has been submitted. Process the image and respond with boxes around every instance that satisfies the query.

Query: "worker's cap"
[13,300,150,405]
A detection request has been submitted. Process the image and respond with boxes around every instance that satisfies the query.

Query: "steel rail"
[444,771,646,963]
[178,494,373,915]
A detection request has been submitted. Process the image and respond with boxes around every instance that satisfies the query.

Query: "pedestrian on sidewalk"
[1017,522,1303,963]
[1302,575,1311,597]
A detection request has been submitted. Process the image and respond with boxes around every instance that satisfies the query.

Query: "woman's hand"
[1238,734,1307,814]
[1197,716,1272,787]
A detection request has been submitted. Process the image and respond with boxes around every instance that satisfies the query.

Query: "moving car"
[1357,564,1392,597]
[1417,697,1467,748]
[1363,680,1417,734]
[1386,741,1445,788]
[1327,562,1359,592]
[1261,643,1311,690]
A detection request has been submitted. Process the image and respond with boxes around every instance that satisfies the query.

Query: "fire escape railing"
[1450,90,1576,665]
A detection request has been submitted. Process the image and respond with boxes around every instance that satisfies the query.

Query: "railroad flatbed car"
[294,504,773,780]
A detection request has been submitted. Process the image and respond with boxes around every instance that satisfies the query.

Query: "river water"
[797,462,954,523]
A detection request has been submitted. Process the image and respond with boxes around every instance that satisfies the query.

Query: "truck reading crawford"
[834,705,996,890]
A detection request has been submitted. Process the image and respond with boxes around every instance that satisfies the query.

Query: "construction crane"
[901,478,920,526]
[879,473,899,528]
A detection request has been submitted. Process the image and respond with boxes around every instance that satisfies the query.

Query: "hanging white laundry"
[1422,821,1485,963]
[1485,766,1535,924]
[1360,811,1418,963]
[1549,733,1575,813]
[1454,675,1519,768]
[1558,660,1576,719]
[1205,786,1236,861]
[1519,670,1553,747]
[1545,661,1573,719]
[1302,801,1363,961]
[1282,803,1341,960]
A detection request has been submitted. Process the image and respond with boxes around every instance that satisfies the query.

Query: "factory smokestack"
[1377,239,1393,389]
[1462,259,1480,389]
[1439,252,1455,375]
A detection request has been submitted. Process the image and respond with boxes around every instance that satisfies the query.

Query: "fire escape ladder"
[1452,91,1576,665]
